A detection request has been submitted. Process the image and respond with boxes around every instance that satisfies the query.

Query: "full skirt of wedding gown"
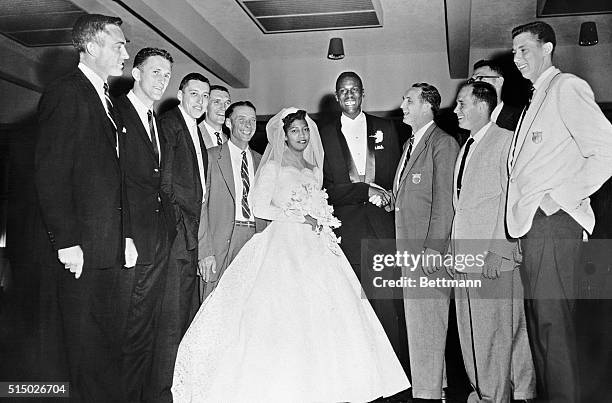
[172,167,409,402]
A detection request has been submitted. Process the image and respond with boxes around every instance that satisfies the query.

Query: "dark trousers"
[148,230,198,403]
[120,224,170,403]
[58,264,125,402]
[522,208,582,403]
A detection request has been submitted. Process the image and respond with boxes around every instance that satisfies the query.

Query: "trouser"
[148,231,198,403]
[521,208,582,403]
[120,224,170,402]
[59,264,125,402]
[403,267,451,400]
[201,222,255,302]
[455,269,535,402]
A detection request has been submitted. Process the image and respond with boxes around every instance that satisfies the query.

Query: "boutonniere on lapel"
[121,126,127,135]
[371,130,384,150]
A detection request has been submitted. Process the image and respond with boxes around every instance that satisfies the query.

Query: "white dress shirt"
[227,139,255,221]
[341,112,367,175]
[127,90,161,164]
[178,105,206,199]
[395,120,434,189]
[453,122,492,196]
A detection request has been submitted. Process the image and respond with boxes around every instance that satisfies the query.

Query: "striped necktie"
[215,131,223,146]
[241,150,251,219]
[398,134,415,186]
[147,110,160,163]
[103,82,118,152]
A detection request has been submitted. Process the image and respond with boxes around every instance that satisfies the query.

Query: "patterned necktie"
[215,131,223,146]
[103,82,118,151]
[240,150,251,219]
[147,110,160,163]
[456,137,475,198]
[398,134,415,184]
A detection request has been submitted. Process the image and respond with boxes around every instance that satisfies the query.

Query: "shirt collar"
[340,111,366,126]
[178,105,197,130]
[412,120,434,147]
[227,138,249,154]
[202,120,221,135]
[127,90,152,117]
[490,102,503,122]
[470,121,492,144]
[533,65,556,91]
[78,62,105,93]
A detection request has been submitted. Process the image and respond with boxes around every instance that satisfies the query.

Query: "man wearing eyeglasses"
[469,59,522,131]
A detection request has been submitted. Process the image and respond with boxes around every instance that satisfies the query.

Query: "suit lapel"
[122,96,158,165]
[364,114,376,183]
[217,144,236,201]
[511,69,561,172]
[175,108,199,165]
[335,118,361,182]
[398,123,436,190]
[76,70,119,159]
[199,123,214,149]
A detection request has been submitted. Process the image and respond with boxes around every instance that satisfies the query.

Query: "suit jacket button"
[510,177,515,183]
[117,207,122,211]
[154,168,159,172]
[395,207,400,212]
[155,209,160,213]
[157,196,161,203]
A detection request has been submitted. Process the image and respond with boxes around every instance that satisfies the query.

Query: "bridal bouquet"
[282,182,343,255]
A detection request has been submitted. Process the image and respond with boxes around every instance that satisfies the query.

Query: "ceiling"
[0,0,610,90]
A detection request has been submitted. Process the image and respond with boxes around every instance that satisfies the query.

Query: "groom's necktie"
[147,110,160,164]
[241,150,251,220]
[103,82,118,153]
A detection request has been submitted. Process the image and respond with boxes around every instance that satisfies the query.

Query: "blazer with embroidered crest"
[507,67,612,237]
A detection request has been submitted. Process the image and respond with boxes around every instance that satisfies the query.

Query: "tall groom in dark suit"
[151,72,210,402]
[320,71,409,380]
[35,14,136,402]
[115,47,175,402]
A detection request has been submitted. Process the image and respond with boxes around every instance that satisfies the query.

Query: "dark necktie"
[215,131,223,146]
[147,110,160,163]
[241,150,251,219]
[456,137,475,198]
[103,83,118,150]
[511,85,535,161]
[398,134,415,185]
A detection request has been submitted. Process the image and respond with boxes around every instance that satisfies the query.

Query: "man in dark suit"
[320,71,409,381]
[198,85,231,149]
[114,47,175,402]
[198,101,262,301]
[392,83,458,400]
[35,14,136,402]
[151,72,210,402]
[470,59,522,131]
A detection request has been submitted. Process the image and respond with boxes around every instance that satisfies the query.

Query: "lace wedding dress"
[172,163,409,402]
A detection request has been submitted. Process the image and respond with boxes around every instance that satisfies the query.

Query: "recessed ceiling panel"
[237,0,383,33]
[0,0,87,47]
[537,0,612,17]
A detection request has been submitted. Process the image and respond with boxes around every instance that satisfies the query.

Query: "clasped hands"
[368,184,392,208]
[58,238,137,279]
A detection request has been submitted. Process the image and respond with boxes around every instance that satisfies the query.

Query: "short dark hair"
[179,73,209,91]
[72,14,122,53]
[473,59,504,77]
[282,110,307,134]
[133,47,173,69]
[335,71,363,91]
[225,101,256,120]
[210,85,230,95]
[512,21,556,50]
[461,81,498,116]
[411,83,441,116]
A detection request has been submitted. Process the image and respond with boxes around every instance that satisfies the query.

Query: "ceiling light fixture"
[327,38,345,60]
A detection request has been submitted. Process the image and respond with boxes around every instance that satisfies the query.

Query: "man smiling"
[199,85,231,148]
[508,21,612,402]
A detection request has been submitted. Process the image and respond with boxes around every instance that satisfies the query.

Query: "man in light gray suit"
[198,85,231,149]
[450,81,535,402]
[392,83,458,400]
[197,101,262,301]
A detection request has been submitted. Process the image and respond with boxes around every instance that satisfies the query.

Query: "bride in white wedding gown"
[172,108,409,402]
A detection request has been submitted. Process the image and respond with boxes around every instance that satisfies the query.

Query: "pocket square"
[375,145,384,150]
